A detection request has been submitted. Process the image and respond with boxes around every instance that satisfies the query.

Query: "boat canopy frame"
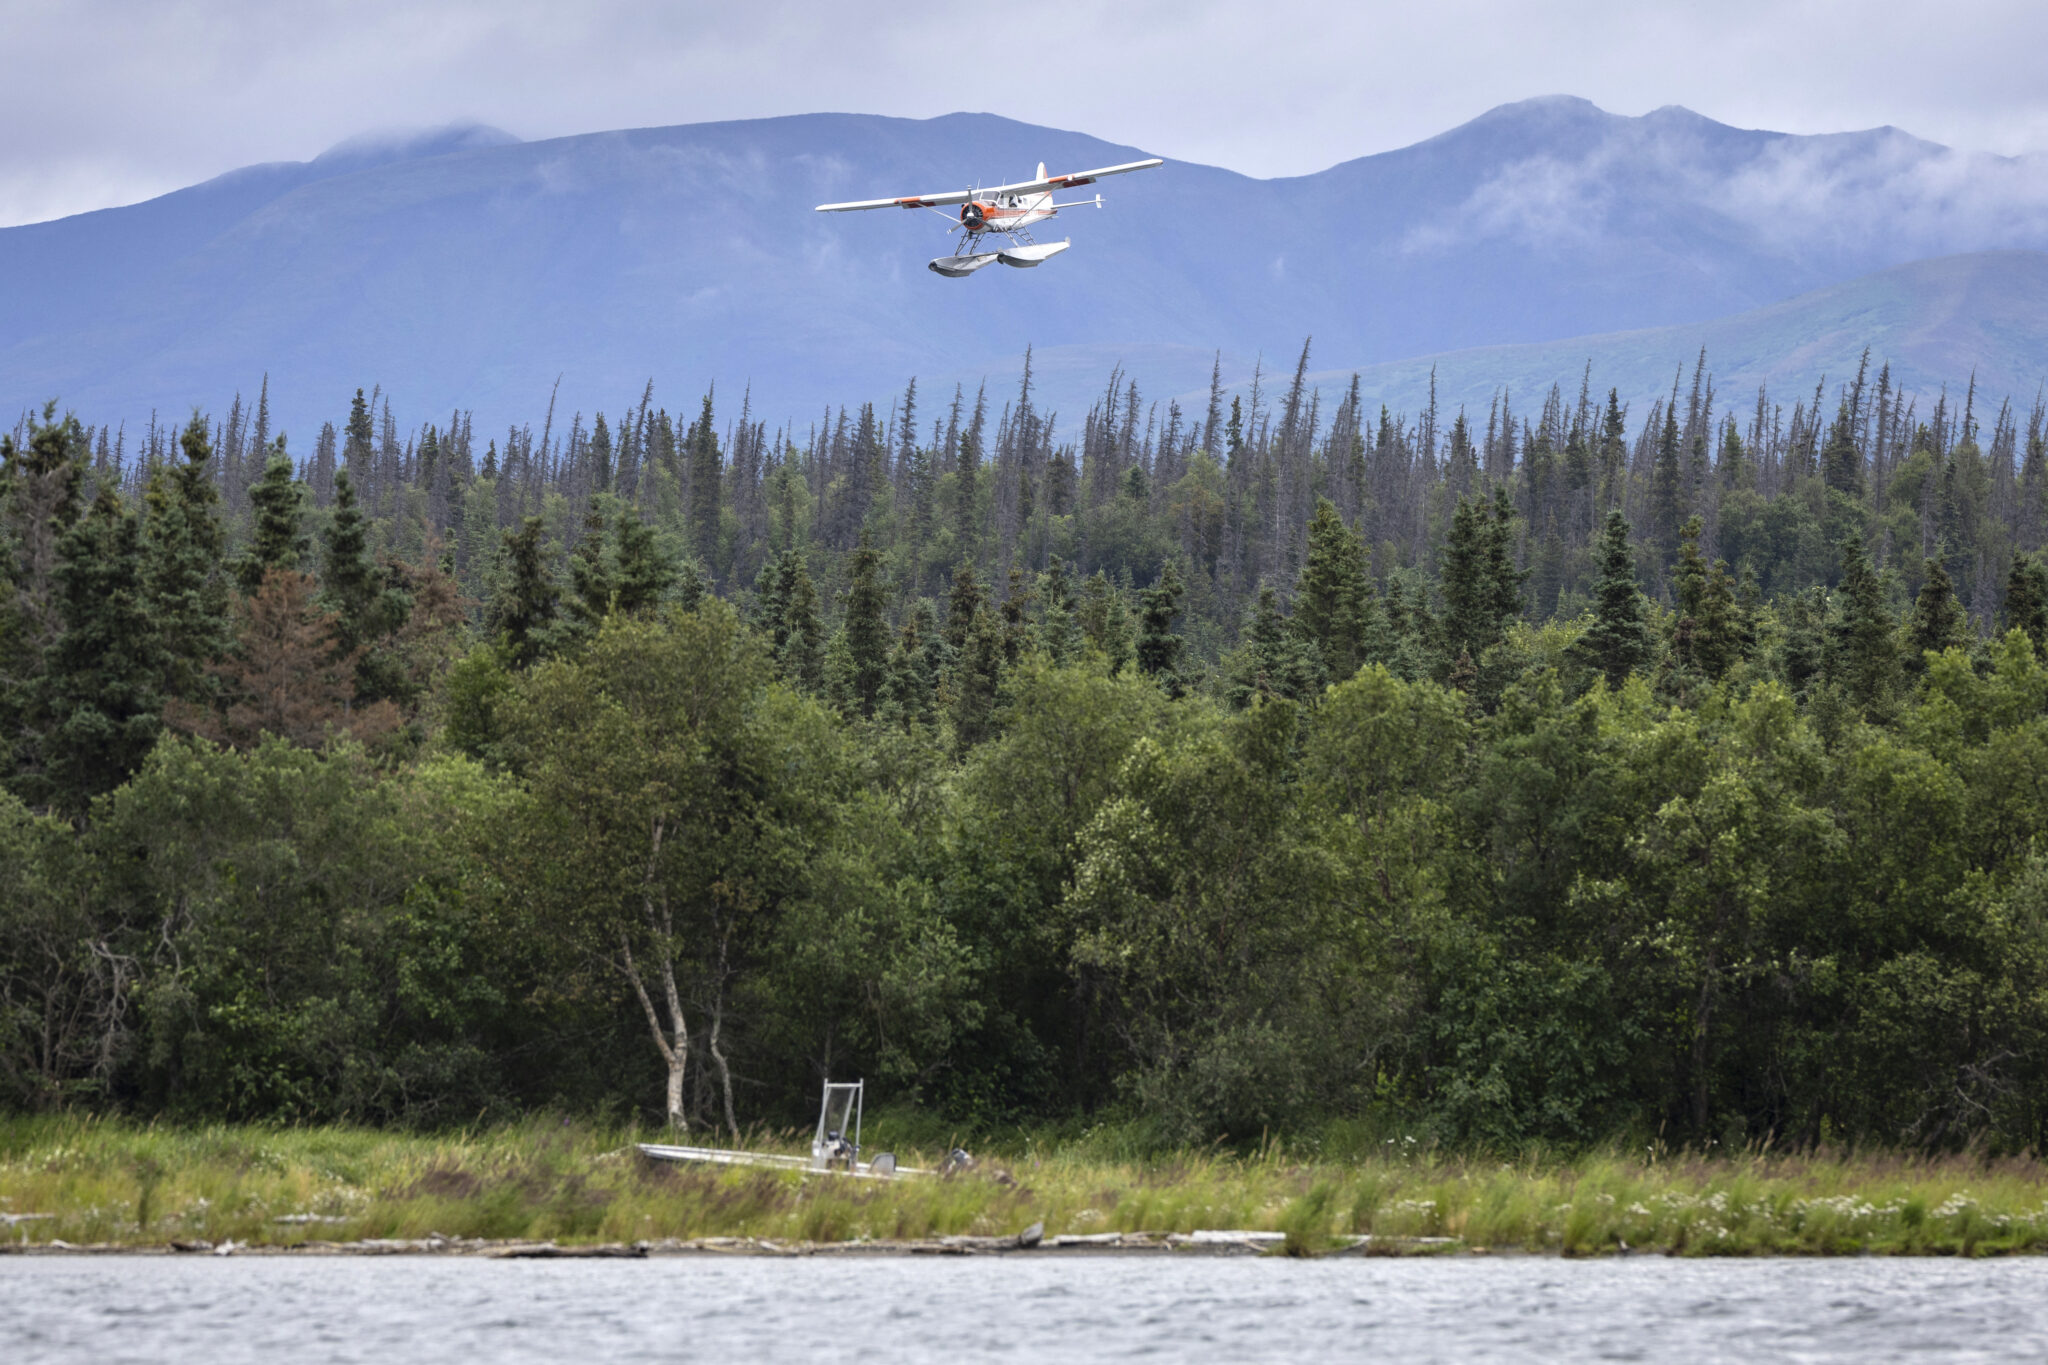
[810,1080,863,1171]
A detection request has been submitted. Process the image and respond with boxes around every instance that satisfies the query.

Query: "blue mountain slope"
[4,100,2045,440]
[0,124,518,340]
[1268,250,2048,426]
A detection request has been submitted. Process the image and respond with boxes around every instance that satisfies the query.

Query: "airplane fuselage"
[959,190,1056,235]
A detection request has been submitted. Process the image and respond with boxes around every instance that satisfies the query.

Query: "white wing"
[814,158,1161,212]
[992,158,1164,196]
[815,188,977,213]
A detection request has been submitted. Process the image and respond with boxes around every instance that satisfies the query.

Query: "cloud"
[1721,138,2048,255]
[6,0,2048,225]
[1400,108,2048,266]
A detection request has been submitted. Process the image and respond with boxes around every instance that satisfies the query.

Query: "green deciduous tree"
[501,605,831,1132]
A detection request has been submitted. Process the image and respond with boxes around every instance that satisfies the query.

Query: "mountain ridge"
[5,101,2047,440]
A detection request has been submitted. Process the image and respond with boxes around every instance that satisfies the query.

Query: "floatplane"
[815,157,1163,277]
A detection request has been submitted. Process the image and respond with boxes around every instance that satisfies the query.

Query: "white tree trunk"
[709,991,739,1140]
[665,1047,687,1129]
[619,928,689,1132]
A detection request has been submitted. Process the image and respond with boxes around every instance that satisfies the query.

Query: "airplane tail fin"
[1036,162,1047,182]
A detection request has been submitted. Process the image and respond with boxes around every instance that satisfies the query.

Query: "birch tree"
[505,602,826,1132]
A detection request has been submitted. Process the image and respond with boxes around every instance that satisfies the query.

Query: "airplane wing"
[814,158,1162,212]
[815,188,976,212]
[987,158,1164,196]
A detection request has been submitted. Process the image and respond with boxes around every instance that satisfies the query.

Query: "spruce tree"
[671,557,706,615]
[842,530,890,717]
[1650,398,1684,565]
[999,567,1033,667]
[588,413,613,495]
[880,611,935,728]
[943,563,984,654]
[1573,510,1652,688]
[911,598,950,688]
[238,443,308,594]
[1905,555,1969,667]
[612,512,674,615]
[143,413,230,705]
[1820,397,1863,497]
[763,550,824,690]
[1484,486,1527,630]
[1134,562,1185,680]
[1036,557,1081,663]
[1439,496,1492,664]
[1669,515,1739,681]
[37,488,164,814]
[954,408,980,546]
[492,516,559,668]
[1293,496,1376,681]
[1826,534,1899,716]
[2002,552,2048,650]
[1596,389,1629,513]
[1662,519,1744,695]
[1377,575,1433,681]
[566,498,616,628]
[1226,585,1323,708]
[187,569,400,750]
[822,627,859,716]
[753,553,791,639]
[343,387,374,481]
[1,402,87,649]
[320,468,379,651]
[688,392,721,566]
[1778,587,1828,699]
[951,605,1003,751]
[1695,560,1740,681]
[1078,572,1132,672]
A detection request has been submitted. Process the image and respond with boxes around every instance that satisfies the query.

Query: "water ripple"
[5,1255,2047,1363]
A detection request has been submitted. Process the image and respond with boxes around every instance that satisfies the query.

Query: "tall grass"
[4,1113,2047,1255]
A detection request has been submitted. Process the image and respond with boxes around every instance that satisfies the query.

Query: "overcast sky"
[4,0,2045,227]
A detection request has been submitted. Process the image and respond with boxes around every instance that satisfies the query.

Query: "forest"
[6,339,2048,1154]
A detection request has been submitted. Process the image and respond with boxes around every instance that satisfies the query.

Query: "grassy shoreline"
[5,1116,2048,1257]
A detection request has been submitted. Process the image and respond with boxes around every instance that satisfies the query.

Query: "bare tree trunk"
[707,925,740,1140]
[619,930,689,1132]
[708,999,738,1141]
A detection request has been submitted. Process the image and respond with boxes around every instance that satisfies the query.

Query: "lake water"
[7,1254,2046,1362]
